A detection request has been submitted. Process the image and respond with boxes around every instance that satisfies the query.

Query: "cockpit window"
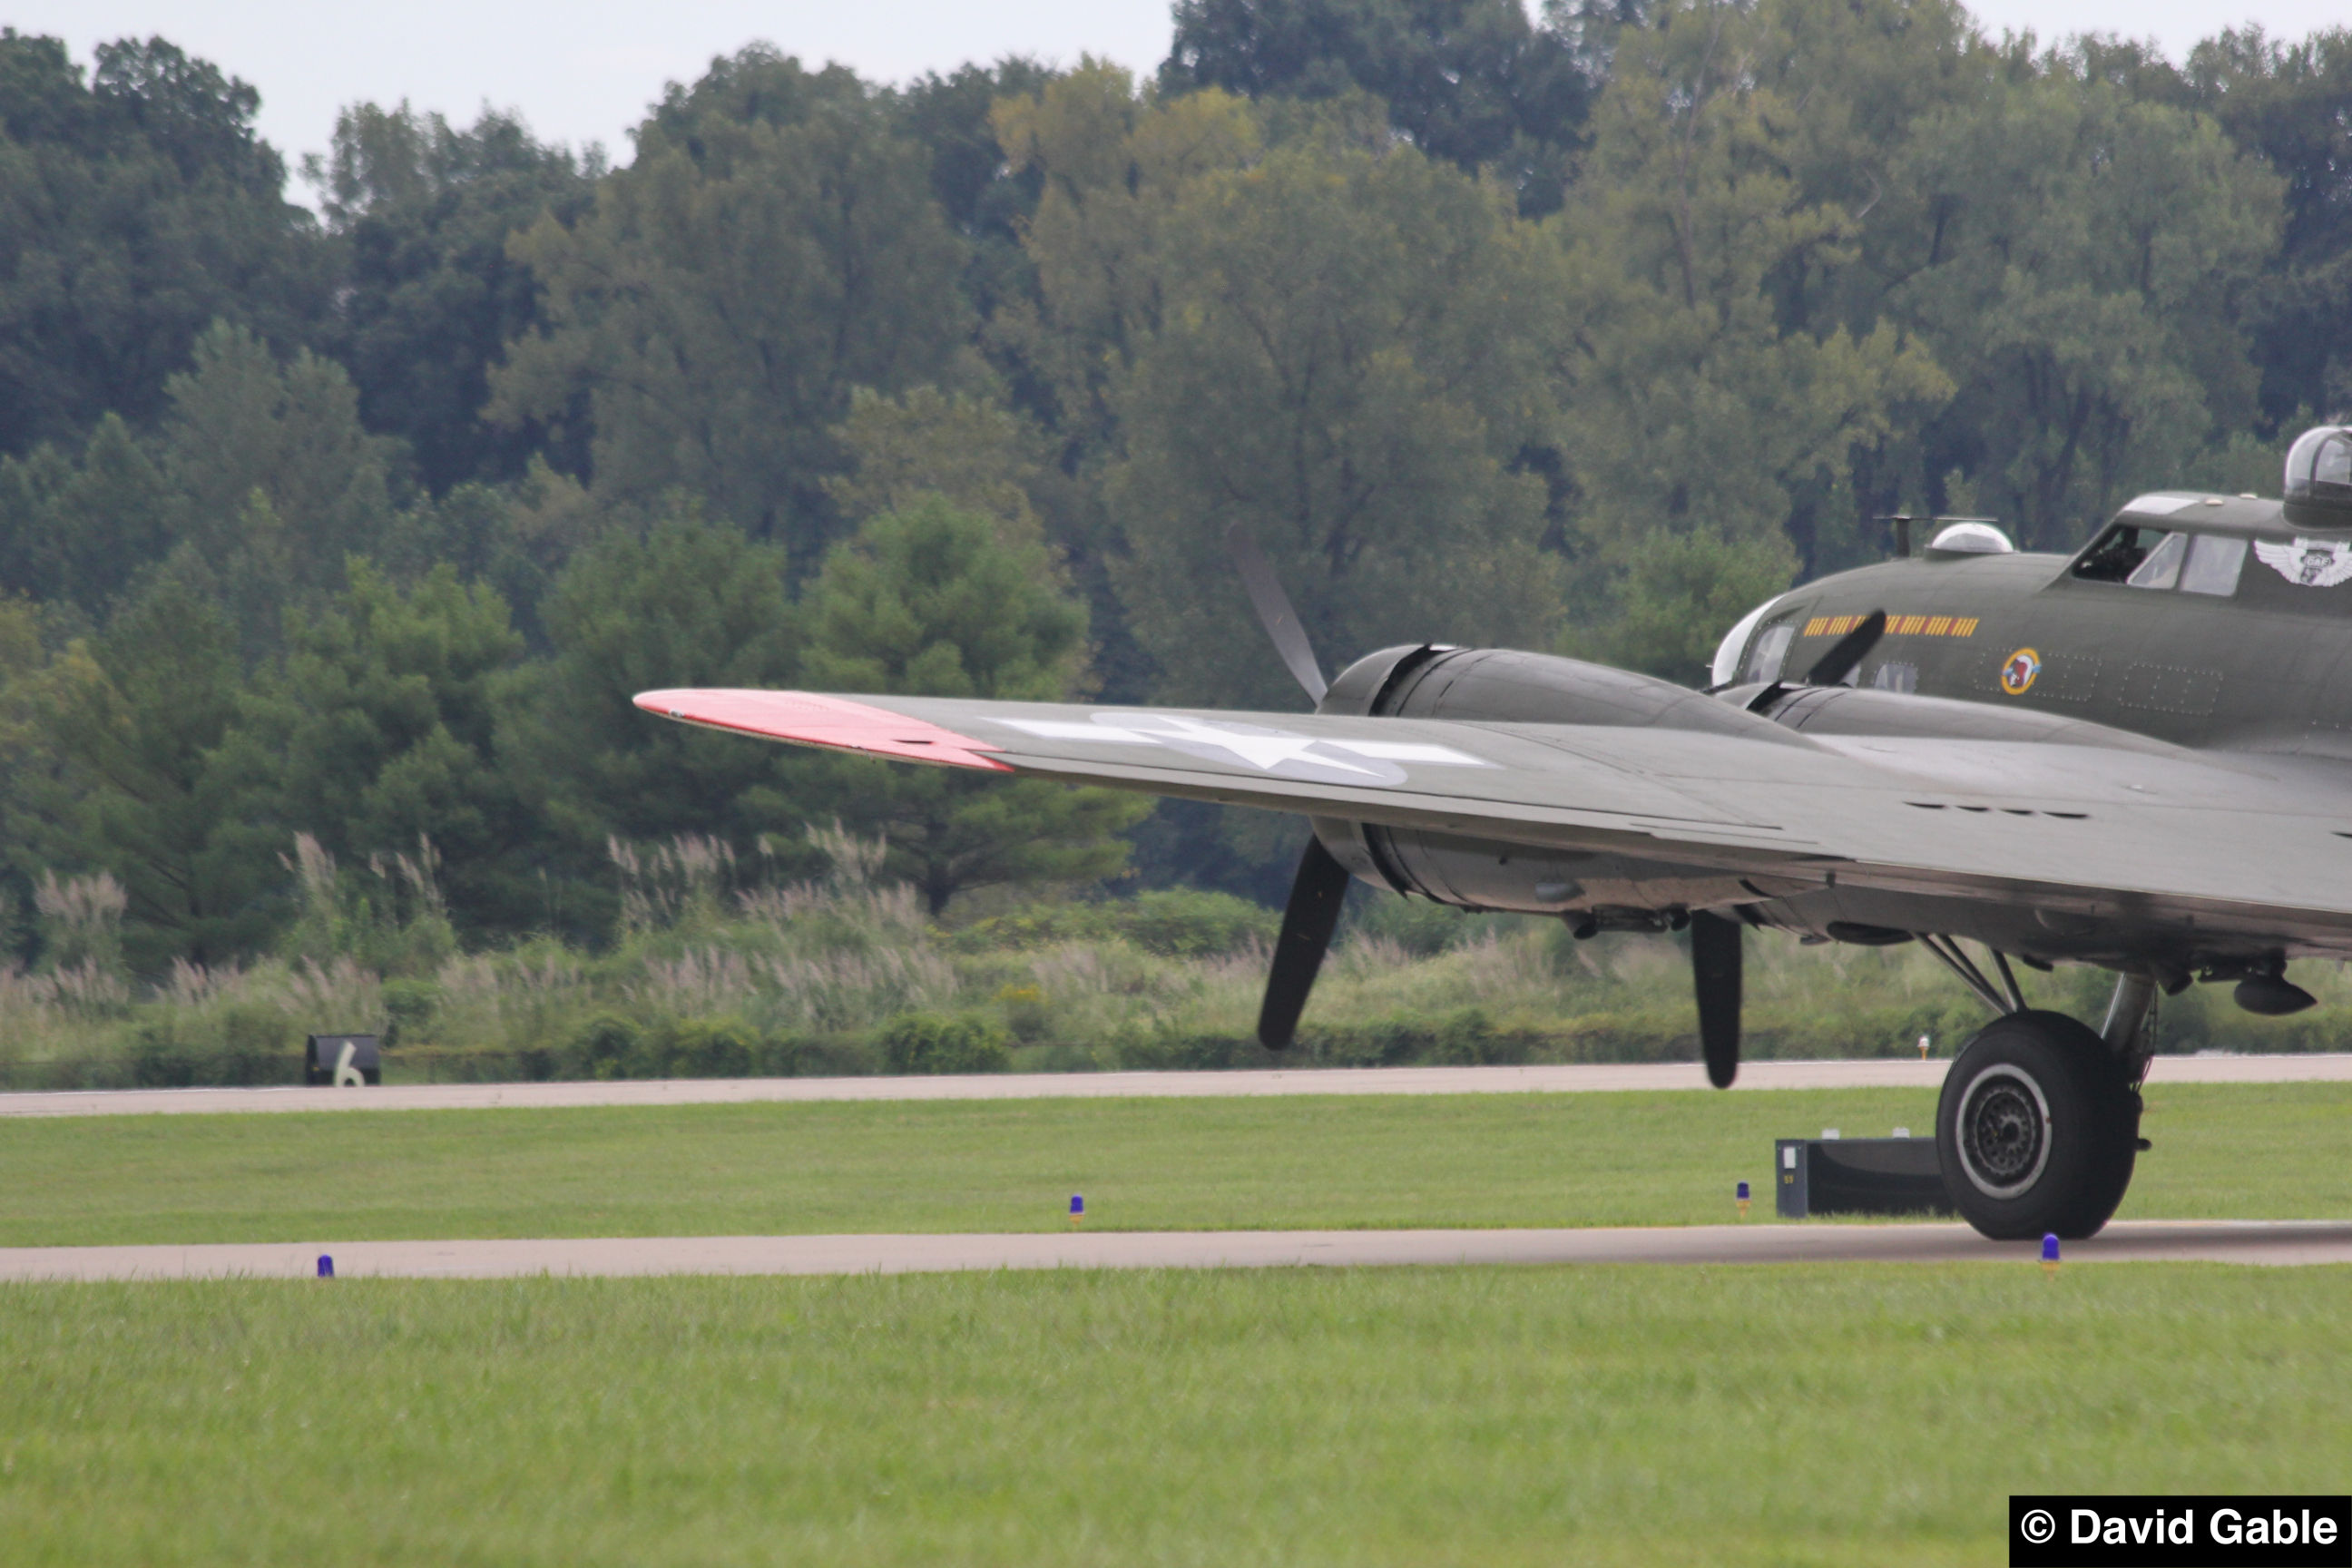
[2125,531,2186,589]
[2074,525,2247,598]
[2178,534,2248,596]
[1743,622,1794,683]
[2072,524,2157,582]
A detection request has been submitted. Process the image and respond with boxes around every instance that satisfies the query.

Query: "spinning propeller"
[1222,524,1754,1083]
[1224,525,1351,1048]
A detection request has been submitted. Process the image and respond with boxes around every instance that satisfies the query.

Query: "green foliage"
[988,66,1260,447]
[956,887,1278,957]
[127,1001,296,1087]
[1888,64,2282,549]
[0,415,172,614]
[494,506,799,905]
[8,573,272,967]
[1580,528,1801,681]
[276,834,459,979]
[1559,2,1955,649]
[157,321,407,653]
[795,496,1149,912]
[378,975,439,1049]
[1106,137,1567,707]
[1345,891,1511,956]
[1161,0,1601,213]
[2169,28,2352,427]
[825,386,1051,545]
[212,563,528,934]
[305,103,599,491]
[879,1011,1011,1073]
[0,34,329,456]
[491,48,968,554]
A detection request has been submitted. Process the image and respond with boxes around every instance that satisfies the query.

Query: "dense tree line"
[1,4,2348,973]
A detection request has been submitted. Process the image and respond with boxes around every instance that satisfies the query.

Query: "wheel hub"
[1955,1063,2052,1200]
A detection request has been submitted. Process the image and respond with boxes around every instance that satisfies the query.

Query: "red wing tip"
[632,689,1011,771]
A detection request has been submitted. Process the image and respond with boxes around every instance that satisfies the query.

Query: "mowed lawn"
[0,1082,2345,1247]
[3,1265,2347,1567]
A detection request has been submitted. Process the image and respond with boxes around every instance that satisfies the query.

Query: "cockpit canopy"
[2284,425,2352,527]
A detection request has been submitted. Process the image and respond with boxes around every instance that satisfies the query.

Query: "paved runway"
[4,1052,2345,1118]
[5,1220,2347,1281]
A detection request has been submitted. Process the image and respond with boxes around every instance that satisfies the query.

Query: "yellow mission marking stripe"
[1803,614,1978,638]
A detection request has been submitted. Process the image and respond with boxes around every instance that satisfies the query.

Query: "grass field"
[3,1265,2346,1567]
[2,1082,2346,1247]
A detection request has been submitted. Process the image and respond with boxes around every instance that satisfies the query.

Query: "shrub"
[1348,894,1511,957]
[129,1003,299,1087]
[952,888,1276,958]
[564,1014,642,1080]
[380,978,439,1050]
[1114,889,1276,957]
[645,1016,757,1078]
[879,1012,1010,1074]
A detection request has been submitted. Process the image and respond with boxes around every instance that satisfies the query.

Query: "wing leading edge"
[634,687,2352,946]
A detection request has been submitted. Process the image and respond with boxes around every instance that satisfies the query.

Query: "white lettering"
[2072,1510,2102,1544]
[2214,1508,2242,1544]
[2170,1513,2195,1544]
[2318,1517,2339,1544]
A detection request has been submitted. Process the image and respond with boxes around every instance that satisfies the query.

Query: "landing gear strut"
[1936,1009,2143,1240]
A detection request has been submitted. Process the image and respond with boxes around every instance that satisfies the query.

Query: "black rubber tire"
[1936,1010,2140,1240]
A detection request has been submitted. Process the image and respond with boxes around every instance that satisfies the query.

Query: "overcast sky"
[9,0,2343,186]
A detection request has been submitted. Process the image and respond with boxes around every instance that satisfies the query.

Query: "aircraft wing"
[635,687,2352,946]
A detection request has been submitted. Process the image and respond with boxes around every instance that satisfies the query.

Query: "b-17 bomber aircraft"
[640,426,2352,1242]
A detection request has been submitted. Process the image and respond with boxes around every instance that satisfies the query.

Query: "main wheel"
[1936,1010,2140,1240]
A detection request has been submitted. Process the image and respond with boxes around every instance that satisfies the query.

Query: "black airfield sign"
[640,426,2352,1244]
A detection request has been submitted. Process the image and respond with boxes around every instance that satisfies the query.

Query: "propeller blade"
[1690,909,1743,1089]
[1224,524,1329,706]
[1258,836,1352,1048]
[1803,609,1887,690]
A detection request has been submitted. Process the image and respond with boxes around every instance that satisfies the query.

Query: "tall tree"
[156,321,405,654]
[306,103,599,494]
[0,33,328,456]
[796,495,1147,913]
[988,64,1260,454]
[490,48,968,560]
[5,573,269,968]
[1553,0,1952,673]
[207,563,530,936]
[1885,59,2281,547]
[494,505,802,902]
[2180,27,2352,426]
[1108,141,1571,708]
[890,59,1060,338]
[1160,0,1600,212]
[0,414,172,613]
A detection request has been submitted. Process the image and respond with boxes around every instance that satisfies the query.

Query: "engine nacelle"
[1308,645,1779,919]
[1318,644,1794,735]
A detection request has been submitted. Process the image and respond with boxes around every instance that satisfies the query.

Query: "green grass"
[2,1082,2345,1248]
[2,1265,2345,1566]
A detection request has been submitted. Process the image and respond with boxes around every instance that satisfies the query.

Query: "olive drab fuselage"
[1725,493,2352,758]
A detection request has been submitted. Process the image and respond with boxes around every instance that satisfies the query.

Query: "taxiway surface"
[5,1220,2347,1280]
[4,1053,2345,1118]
